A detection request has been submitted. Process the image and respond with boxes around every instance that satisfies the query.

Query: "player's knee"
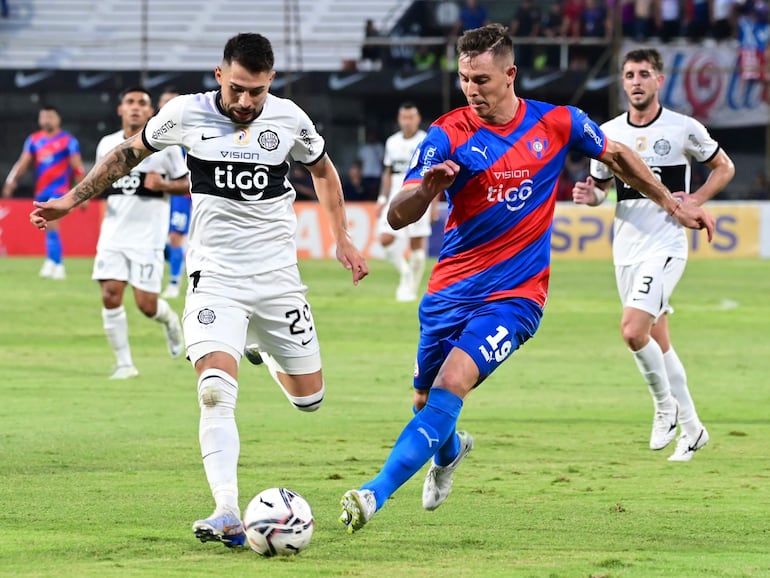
[198,368,238,410]
[287,384,324,412]
[137,301,156,318]
[413,389,428,412]
[621,323,648,350]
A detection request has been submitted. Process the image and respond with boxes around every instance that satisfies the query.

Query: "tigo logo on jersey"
[234,128,250,146]
[526,138,547,159]
[214,164,269,200]
[487,179,535,212]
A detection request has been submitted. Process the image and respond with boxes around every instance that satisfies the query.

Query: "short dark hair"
[223,33,274,73]
[457,23,514,64]
[40,105,60,115]
[119,86,152,102]
[399,101,419,111]
[623,48,664,73]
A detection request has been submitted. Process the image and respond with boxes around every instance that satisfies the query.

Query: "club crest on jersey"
[234,128,251,146]
[527,137,547,159]
[653,138,671,156]
[258,129,280,151]
[635,136,647,151]
[197,309,216,325]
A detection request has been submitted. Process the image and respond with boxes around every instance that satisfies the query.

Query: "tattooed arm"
[30,134,151,229]
[307,153,369,284]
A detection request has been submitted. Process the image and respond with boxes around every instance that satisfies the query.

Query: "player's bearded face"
[217,61,274,125]
[38,110,60,133]
[622,62,661,111]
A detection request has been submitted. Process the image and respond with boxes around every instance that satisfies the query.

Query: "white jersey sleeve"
[142,94,189,152]
[682,115,719,163]
[289,106,325,165]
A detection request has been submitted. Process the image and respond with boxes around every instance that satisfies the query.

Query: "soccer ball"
[242,487,314,556]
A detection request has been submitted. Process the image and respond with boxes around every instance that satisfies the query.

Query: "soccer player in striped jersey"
[573,48,735,462]
[3,106,85,279]
[339,24,716,534]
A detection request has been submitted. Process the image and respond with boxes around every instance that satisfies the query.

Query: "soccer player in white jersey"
[376,102,433,302]
[93,86,188,380]
[572,48,735,462]
[31,33,369,547]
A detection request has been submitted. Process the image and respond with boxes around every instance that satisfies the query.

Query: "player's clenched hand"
[572,176,600,205]
[672,202,715,242]
[422,160,460,197]
[30,196,74,230]
[336,237,369,285]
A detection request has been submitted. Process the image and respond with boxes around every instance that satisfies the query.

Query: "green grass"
[1,256,769,577]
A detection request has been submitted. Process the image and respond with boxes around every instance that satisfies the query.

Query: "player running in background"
[3,106,85,279]
[572,48,735,462]
[32,33,368,547]
[158,87,190,299]
[92,86,188,379]
[339,24,716,534]
[376,102,433,302]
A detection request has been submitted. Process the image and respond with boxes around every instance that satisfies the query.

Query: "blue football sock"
[168,246,184,284]
[362,388,463,510]
[435,430,461,467]
[46,230,62,264]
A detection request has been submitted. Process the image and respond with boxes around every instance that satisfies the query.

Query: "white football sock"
[383,242,408,275]
[198,368,240,515]
[632,338,674,409]
[409,248,426,292]
[102,306,133,367]
[152,297,174,324]
[663,346,701,431]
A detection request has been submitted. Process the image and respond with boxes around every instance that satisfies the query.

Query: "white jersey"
[383,129,426,198]
[96,130,188,251]
[590,107,719,265]
[142,91,325,276]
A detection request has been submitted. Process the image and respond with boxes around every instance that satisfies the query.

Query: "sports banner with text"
[552,203,762,259]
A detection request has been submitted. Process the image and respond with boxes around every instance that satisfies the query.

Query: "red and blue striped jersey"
[23,130,81,196]
[402,99,607,331]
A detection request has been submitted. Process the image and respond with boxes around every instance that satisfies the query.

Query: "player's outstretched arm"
[388,160,459,230]
[572,176,610,206]
[3,151,33,198]
[30,134,152,230]
[308,153,369,285]
[599,139,715,241]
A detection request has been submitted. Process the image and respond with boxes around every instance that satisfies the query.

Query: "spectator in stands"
[737,0,770,81]
[412,44,439,70]
[539,1,563,69]
[509,0,541,68]
[713,0,737,41]
[657,0,683,43]
[582,0,609,38]
[289,162,317,201]
[748,170,769,199]
[687,0,711,41]
[562,0,585,37]
[620,0,636,38]
[634,0,654,41]
[342,160,370,202]
[357,128,385,199]
[361,19,383,69]
[454,0,489,36]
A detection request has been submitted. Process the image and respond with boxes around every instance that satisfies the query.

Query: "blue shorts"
[413,298,543,391]
[34,191,65,203]
[169,195,191,234]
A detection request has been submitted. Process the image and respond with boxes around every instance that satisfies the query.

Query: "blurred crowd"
[360,0,770,71]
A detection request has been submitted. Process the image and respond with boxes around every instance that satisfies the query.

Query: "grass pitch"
[0,256,769,577]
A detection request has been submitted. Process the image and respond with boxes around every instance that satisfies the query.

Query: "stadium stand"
[0,0,412,71]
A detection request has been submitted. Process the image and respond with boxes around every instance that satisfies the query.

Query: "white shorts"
[377,200,433,238]
[615,256,686,321]
[91,247,164,293]
[183,265,321,373]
